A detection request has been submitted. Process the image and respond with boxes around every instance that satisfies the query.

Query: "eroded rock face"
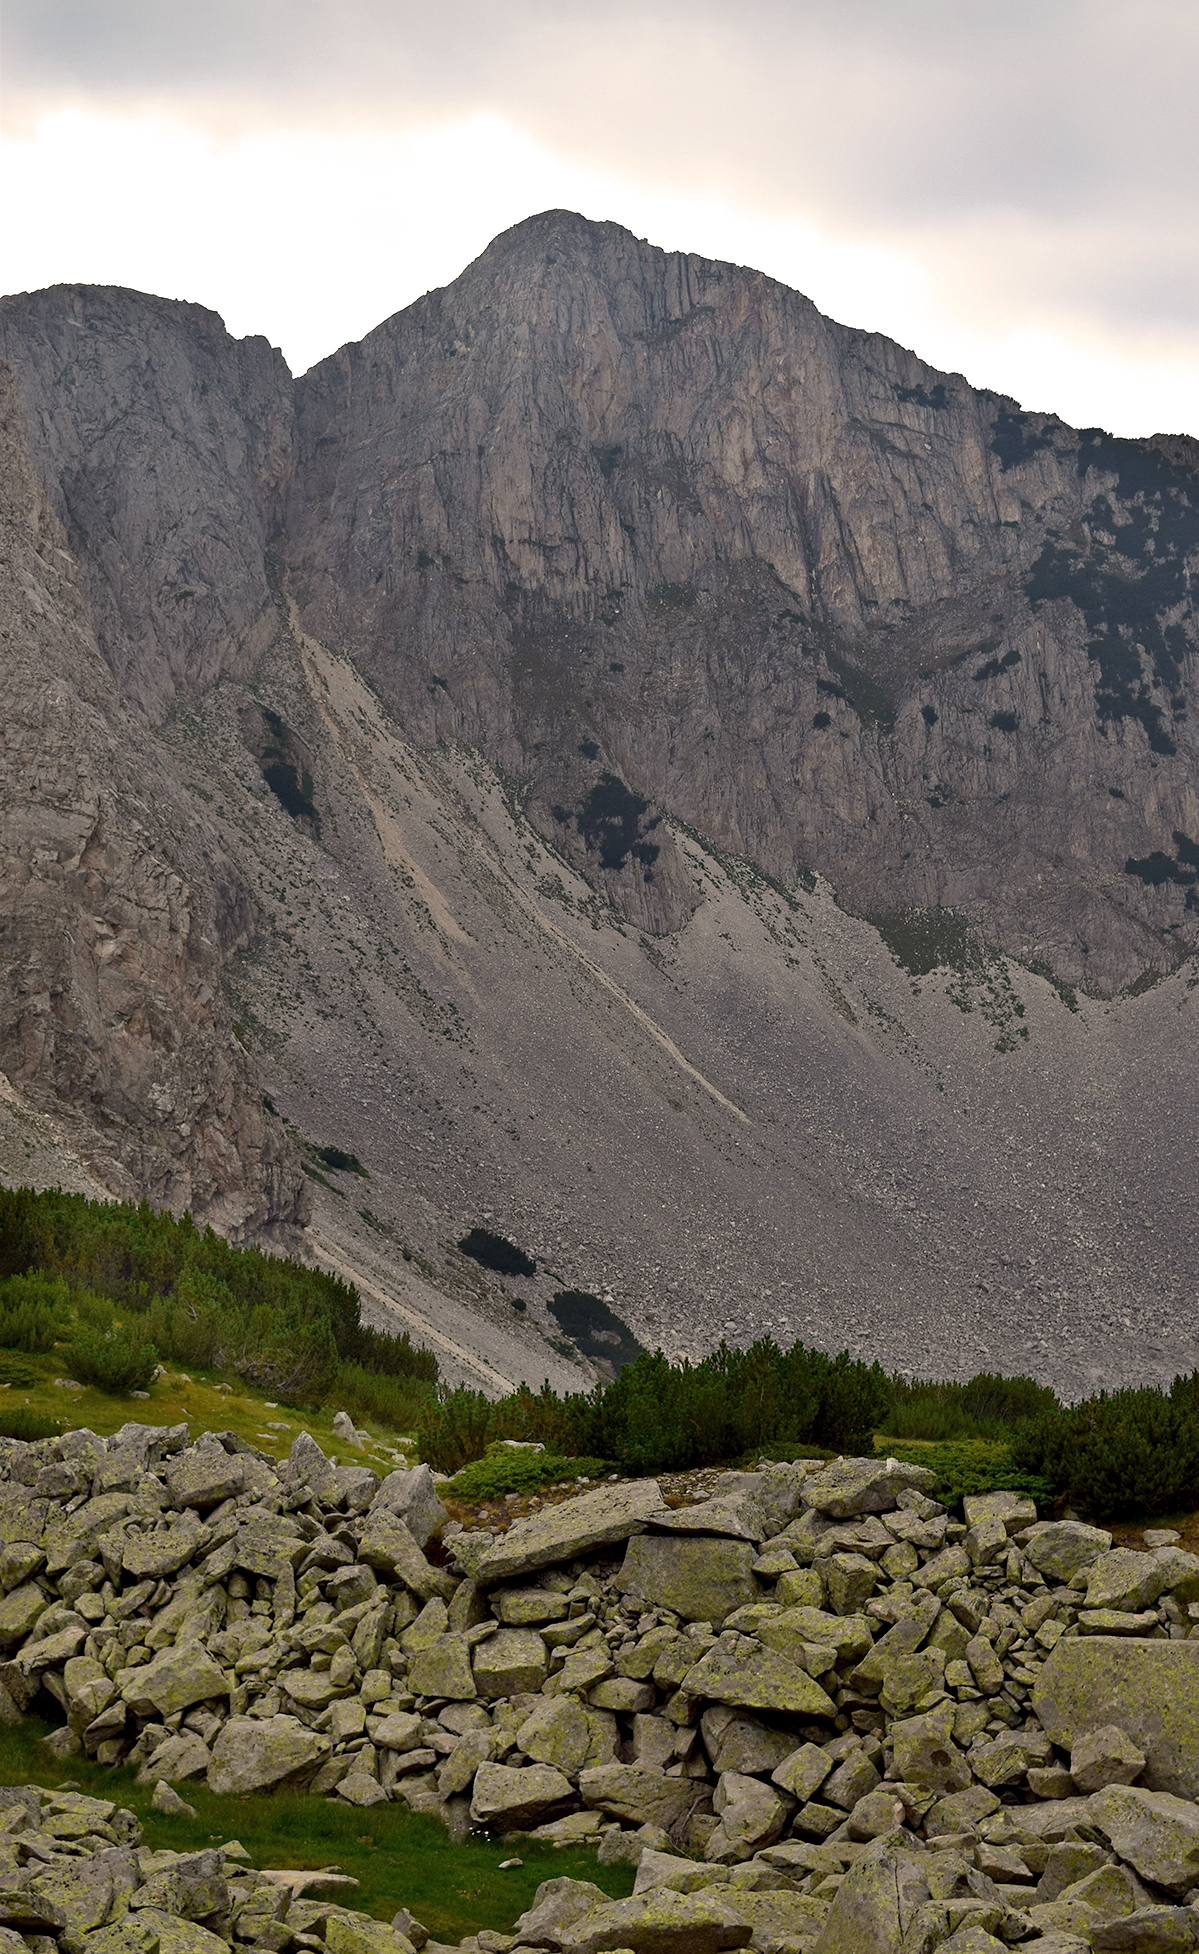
[286,210,1199,993]
[0,364,305,1234]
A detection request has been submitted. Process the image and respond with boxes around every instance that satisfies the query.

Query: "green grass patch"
[0,1717,634,1941]
[445,1445,616,1503]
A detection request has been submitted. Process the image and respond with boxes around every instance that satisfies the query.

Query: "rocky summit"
[3,1422,1199,1950]
[3,213,1199,1387]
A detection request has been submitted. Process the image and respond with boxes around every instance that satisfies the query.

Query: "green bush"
[333,1362,435,1434]
[885,1371,1058,1443]
[880,1438,1054,1511]
[0,1186,438,1409]
[1013,1386,1199,1519]
[445,1446,615,1503]
[0,1352,44,1387]
[0,1274,72,1352]
[0,1410,60,1441]
[418,1338,890,1477]
[63,1326,160,1396]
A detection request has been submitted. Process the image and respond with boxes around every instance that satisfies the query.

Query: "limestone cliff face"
[0,287,291,720]
[0,363,305,1234]
[288,211,1199,991]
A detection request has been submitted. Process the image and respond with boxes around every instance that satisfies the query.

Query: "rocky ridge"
[1,1423,1199,1950]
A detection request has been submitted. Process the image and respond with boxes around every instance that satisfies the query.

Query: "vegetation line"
[307,1229,518,1394]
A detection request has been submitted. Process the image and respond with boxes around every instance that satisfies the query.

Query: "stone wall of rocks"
[3,1424,1199,1950]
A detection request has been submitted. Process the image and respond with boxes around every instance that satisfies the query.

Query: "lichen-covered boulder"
[518,1696,617,1777]
[471,1625,547,1697]
[1071,1725,1147,1794]
[469,1760,575,1830]
[887,1706,973,1793]
[680,1639,836,1718]
[477,1480,665,1583]
[1089,1784,1199,1894]
[617,1534,761,1627]
[579,1763,710,1836]
[206,1714,330,1795]
[406,1632,477,1700]
[120,1644,229,1719]
[560,1888,752,1954]
[802,1459,938,1518]
[370,1465,448,1549]
[705,1770,789,1862]
[1033,1638,1199,1799]
[810,1841,931,1954]
[1085,1551,1169,1613]
[1024,1522,1112,1583]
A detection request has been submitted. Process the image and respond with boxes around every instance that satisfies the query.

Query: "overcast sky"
[3,1,1198,435]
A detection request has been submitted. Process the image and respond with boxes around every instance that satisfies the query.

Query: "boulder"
[120,1645,229,1719]
[512,1876,610,1949]
[406,1633,477,1700]
[519,1697,618,1777]
[771,1742,833,1803]
[28,1860,116,1933]
[755,1605,872,1667]
[617,1535,761,1627]
[164,1448,245,1510]
[705,1771,789,1861]
[887,1706,973,1793]
[476,1480,665,1583]
[493,1588,570,1626]
[969,1728,1054,1788]
[471,1626,547,1698]
[700,1707,796,1777]
[469,1761,575,1830]
[1091,1908,1199,1951]
[560,1888,752,1954]
[1026,1864,1151,1940]
[809,1841,931,1953]
[1033,1638,1199,1799]
[823,1553,878,1614]
[681,1640,836,1718]
[357,1514,456,1602]
[1089,1784,1199,1894]
[370,1465,448,1550]
[1024,1522,1112,1583]
[136,1731,211,1785]
[802,1459,939,1518]
[579,1763,710,1836]
[1085,1551,1169,1613]
[962,1491,1037,1529]
[0,1583,48,1646]
[1071,1725,1147,1793]
[925,1785,1001,1835]
[1151,1548,1199,1604]
[645,1498,766,1544]
[206,1714,330,1794]
[134,1909,231,1954]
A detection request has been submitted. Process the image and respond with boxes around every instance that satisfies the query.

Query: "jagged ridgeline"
[0,1188,437,1421]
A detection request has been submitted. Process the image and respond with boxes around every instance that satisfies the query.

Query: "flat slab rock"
[476,1479,666,1581]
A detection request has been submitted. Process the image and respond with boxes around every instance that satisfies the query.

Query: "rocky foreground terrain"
[0,1421,1198,1949]
[4,213,1199,1388]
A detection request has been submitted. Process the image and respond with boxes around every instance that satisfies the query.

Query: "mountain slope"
[0,213,1198,1393]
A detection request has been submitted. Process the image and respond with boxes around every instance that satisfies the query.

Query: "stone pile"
[0,1778,425,1954]
[4,1426,1199,1949]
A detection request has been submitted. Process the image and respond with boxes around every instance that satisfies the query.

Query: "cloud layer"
[3,1,1198,432]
